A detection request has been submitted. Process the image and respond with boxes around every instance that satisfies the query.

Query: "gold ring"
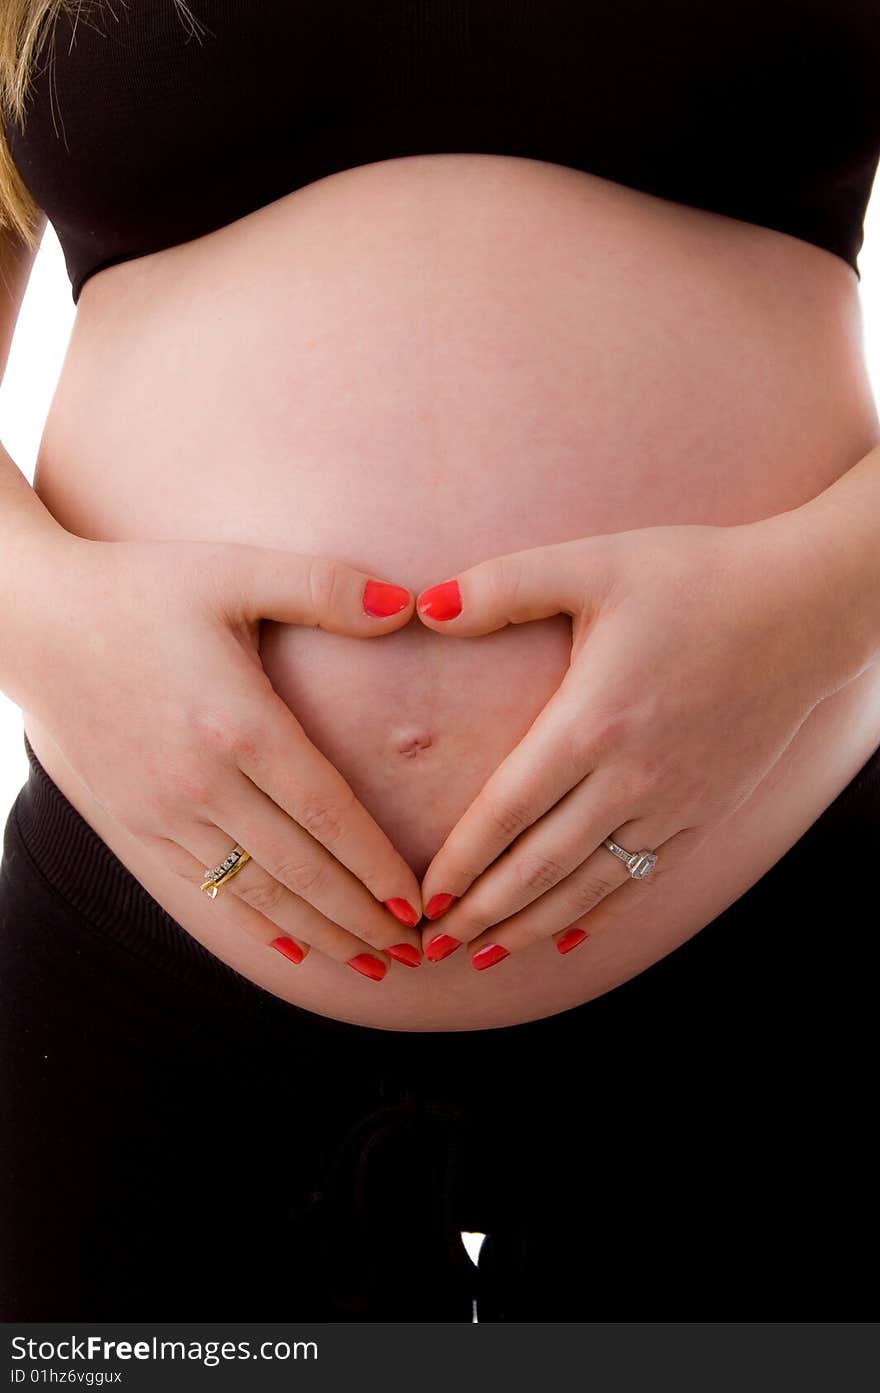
[200,845,251,898]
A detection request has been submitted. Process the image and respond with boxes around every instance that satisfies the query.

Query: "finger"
[462,816,697,969]
[239,691,423,929]
[553,822,711,940]
[415,537,607,636]
[420,677,591,916]
[160,829,402,981]
[212,544,415,636]
[420,767,629,947]
[208,768,423,960]
[153,832,313,965]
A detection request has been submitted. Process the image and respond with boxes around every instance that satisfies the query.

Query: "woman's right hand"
[8,533,426,978]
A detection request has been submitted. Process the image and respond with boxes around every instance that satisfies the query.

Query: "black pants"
[1,732,877,1321]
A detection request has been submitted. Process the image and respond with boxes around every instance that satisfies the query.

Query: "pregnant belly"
[23,154,880,1030]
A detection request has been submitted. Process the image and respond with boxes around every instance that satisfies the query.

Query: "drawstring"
[286,1075,476,1314]
[350,1090,468,1233]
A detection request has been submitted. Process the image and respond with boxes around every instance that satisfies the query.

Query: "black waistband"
[12,726,880,1046]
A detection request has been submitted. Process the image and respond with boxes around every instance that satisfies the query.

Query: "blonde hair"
[0,0,203,248]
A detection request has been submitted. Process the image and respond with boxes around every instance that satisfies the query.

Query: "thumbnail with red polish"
[363,579,410,616]
[384,897,421,927]
[347,953,388,981]
[557,927,589,955]
[418,579,462,621]
[424,892,458,920]
[270,935,304,965]
[471,943,510,971]
[425,934,463,962]
[386,943,423,968]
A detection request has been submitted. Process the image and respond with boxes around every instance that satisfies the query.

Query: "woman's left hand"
[414,515,850,969]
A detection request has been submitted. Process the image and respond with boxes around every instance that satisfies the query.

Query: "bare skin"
[20,153,880,1030]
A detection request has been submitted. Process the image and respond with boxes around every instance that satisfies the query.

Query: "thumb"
[415,538,594,636]
[212,543,414,636]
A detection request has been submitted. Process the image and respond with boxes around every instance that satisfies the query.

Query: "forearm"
[0,435,80,697]
[0,435,73,551]
[767,438,880,689]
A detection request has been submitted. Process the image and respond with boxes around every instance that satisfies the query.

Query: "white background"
[2,203,880,821]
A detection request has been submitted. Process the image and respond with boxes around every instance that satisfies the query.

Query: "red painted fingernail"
[425,892,458,920]
[347,953,387,981]
[417,579,462,620]
[425,933,463,962]
[384,897,421,927]
[556,927,589,955]
[386,942,423,968]
[363,579,411,617]
[471,943,510,971]
[270,935,305,965]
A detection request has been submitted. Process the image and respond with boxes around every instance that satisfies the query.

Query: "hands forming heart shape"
[17,502,860,989]
[403,510,856,970]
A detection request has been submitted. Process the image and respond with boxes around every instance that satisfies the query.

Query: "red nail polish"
[425,892,458,920]
[270,935,304,965]
[425,933,463,962]
[556,927,589,955]
[384,897,421,927]
[386,943,423,968]
[363,579,411,617]
[347,952,387,981]
[471,943,510,971]
[417,579,462,621]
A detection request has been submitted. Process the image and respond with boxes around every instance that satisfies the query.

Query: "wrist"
[740,495,879,698]
[1,529,99,708]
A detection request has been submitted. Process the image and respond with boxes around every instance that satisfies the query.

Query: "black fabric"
[1,728,877,1320]
[7,1,880,303]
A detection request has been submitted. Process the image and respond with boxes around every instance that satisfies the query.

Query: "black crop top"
[7,0,880,304]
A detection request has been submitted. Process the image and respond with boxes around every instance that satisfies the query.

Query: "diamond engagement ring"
[200,844,251,898]
[602,839,658,879]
